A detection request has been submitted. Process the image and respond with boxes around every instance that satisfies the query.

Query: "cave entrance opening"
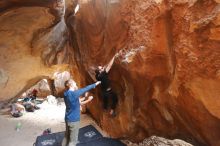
[19,71,72,100]
[7,71,74,122]
[0,70,81,124]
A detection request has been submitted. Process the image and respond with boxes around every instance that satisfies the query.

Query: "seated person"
[30,89,38,101]
[22,100,40,112]
[23,93,32,102]
[22,93,40,112]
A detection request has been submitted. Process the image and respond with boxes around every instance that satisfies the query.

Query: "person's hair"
[95,68,99,75]
[64,80,70,89]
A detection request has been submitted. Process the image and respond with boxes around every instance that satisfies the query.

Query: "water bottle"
[16,122,22,131]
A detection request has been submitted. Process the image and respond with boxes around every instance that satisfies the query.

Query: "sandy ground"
[0,101,193,146]
[0,101,107,146]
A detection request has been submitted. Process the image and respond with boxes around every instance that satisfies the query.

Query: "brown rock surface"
[0,0,76,100]
[0,0,220,146]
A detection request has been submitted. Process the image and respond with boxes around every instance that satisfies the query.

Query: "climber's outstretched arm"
[105,55,116,73]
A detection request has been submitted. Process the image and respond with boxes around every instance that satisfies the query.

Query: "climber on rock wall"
[95,55,118,117]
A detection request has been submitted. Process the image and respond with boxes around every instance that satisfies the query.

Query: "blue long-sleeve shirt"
[64,83,96,122]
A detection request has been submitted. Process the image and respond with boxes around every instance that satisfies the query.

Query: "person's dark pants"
[102,90,118,110]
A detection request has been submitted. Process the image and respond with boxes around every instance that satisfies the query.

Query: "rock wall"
[0,0,78,100]
[72,0,220,145]
[0,0,220,145]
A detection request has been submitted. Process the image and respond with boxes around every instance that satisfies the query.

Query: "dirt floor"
[0,101,107,146]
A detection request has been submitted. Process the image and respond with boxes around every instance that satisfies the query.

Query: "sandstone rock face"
[0,0,220,146]
[0,0,76,100]
[72,0,220,145]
